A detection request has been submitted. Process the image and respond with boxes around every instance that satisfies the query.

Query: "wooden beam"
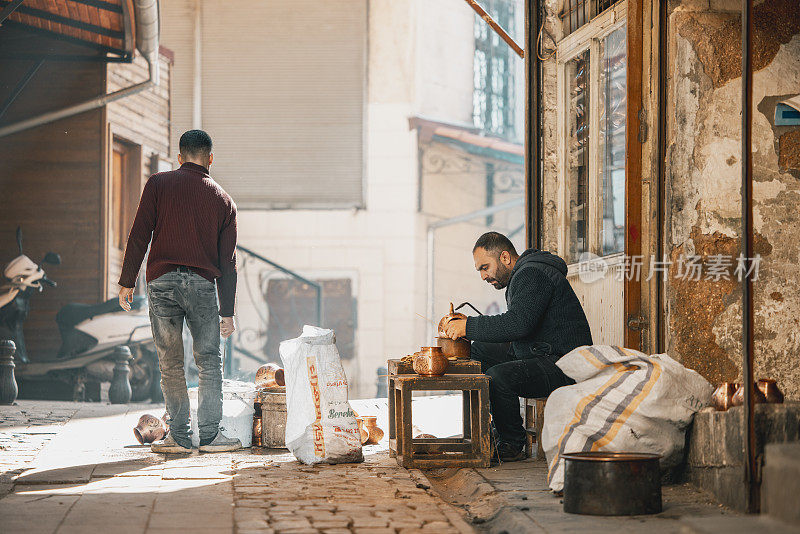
[624,0,644,350]
[464,0,525,58]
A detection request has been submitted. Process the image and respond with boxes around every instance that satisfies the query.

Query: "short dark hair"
[179,129,212,159]
[473,231,517,256]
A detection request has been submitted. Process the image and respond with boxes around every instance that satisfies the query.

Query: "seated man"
[442,232,593,462]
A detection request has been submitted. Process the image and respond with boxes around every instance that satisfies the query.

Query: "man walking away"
[118,129,240,453]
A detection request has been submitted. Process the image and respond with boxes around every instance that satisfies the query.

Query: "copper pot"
[731,382,767,406]
[133,414,166,444]
[361,416,384,444]
[757,379,784,404]
[711,382,738,411]
[437,302,467,335]
[436,336,470,360]
[255,363,285,389]
[412,347,449,376]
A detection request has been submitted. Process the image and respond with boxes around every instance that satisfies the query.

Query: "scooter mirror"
[43,252,61,265]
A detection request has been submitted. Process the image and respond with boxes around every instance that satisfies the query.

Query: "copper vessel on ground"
[412,347,449,376]
[255,363,285,389]
[253,414,263,447]
[361,416,384,444]
[731,382,767,406]
[133,414,166,444]
[757,379,784,403]
[711,382,738,411]
[356,418,370,444]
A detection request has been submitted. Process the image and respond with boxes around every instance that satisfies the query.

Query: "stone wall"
[665,0,800,398]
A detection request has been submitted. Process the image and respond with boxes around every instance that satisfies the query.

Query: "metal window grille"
[560,0,619,36]
[473,0,517,139]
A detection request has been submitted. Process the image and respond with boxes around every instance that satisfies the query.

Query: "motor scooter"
[0,228,161,402]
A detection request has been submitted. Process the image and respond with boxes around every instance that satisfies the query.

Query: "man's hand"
[220,316,235,339]
[443,317,467,340]
[119,287,134,312]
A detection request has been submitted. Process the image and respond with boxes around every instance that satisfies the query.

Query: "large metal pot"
[562,451,662,516]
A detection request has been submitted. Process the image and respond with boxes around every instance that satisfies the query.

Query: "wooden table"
[387,359,482,459]
[388,366,491,469]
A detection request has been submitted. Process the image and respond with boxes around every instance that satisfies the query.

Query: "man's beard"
[486,265,512,289]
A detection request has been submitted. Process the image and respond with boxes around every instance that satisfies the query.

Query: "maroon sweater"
[119,162,238,317]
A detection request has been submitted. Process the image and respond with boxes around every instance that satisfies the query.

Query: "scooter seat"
[56,296,145,328]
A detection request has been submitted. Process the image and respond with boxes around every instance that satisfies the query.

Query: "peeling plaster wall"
[666,0,800,398]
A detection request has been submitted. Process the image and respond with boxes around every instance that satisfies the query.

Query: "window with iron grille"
[561,0,618,36]
[473,0,517,139]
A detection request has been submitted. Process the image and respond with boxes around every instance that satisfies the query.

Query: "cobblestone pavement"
[0,401,472,534]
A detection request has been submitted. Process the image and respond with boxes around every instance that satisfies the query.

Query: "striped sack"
[542,345,713,492]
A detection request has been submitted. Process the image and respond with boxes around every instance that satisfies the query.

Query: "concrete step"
[761,442,800,526]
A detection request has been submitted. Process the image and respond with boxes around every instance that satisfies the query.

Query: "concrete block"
[761,443,800,525]
[686,402,800,512]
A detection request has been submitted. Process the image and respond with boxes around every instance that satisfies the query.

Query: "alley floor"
[0,401,471,534]
[2,400,799,534]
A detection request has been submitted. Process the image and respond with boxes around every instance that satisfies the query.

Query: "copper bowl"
[255,363,285,389]
[133,414,166,444]
[757,379,784,404]
[412,347,449,376]
[731,382,767,406]
[436,336,470,360]
[711,382,738,411]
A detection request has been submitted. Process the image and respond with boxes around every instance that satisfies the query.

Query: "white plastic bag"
[188,379,256,447]
[542,345,713,492]
[279,325,363,464]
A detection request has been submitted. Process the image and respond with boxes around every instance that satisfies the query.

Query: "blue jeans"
[147,271,222,448]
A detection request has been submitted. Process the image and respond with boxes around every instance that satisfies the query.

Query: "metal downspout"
[0,0,160,139]
[741,0,758,514]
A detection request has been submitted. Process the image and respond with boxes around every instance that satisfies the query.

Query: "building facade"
[158,0,527,397]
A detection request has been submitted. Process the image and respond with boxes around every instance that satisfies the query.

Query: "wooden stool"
[387,359,481,459]
[524,397,547,459]
[390,373,491,468]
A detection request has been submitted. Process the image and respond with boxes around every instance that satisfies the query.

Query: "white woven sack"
[542,345,713,492]
[280,325,363,465]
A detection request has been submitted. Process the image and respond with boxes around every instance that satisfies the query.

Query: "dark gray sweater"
[465,249,593,358]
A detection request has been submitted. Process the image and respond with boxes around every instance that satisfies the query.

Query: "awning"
[0,0,134,57]
[409,115,524,165]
